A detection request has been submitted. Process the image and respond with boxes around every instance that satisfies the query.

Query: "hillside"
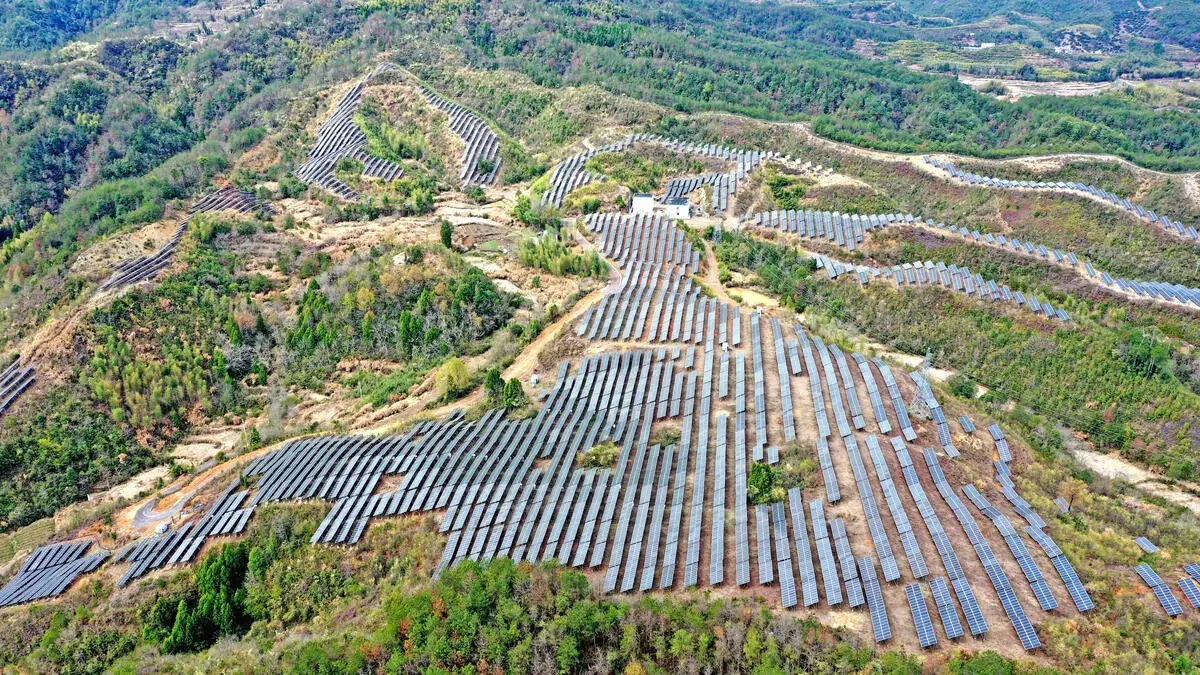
[0,1,1198,673]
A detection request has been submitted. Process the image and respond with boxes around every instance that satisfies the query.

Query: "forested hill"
[0,0,195,52]
[5,0,1200,242]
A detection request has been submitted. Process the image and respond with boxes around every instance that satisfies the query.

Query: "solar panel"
[1048,555,1093,612]
[905,584,938,648]
[1152,584,1185,616]
[951,576,989,636]
[1179,577,1200,609]
[1136,563,1166,588]
[858,557,891,643]
[1186,563,1200,583]
[928,576,964,639]
[816,538,843,605]
[1134,537,1159,554]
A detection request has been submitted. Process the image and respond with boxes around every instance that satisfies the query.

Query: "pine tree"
[484,368,504,406]
[502,377,527,409]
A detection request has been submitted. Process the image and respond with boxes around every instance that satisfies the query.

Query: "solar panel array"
[929,576,965,640]
[116,479,255,584]
[859,556,892,642]
[890,437,987,635]
[420,88,501,186]
[543,133,775,208]
[865,435,927,579]
[872,357,918,442]
[800,245,1069,322]
[810,499,844,606]
[788,488,820,607]
[293,64,406,201]
[0,541,107,606]
[910,371,958,458]
[101,184,275,290]
[771,502,798,608]
[753,191,1200,314]
[749,313,769,461]
[918,203,1200,312]
[753,503,773,585]
[796,329,841,502]
[1179,576,1200,609]
[1134,536,1159,554]
[924,450,1040,649]
[1135,563,1185,616]
[841,435,900,582]
[906,583,938,648]
[577,213,748,348]
[924,156,1200,243]
[852,353,892,435]
[0,358,35,420]
[769,318,796,446]
[962,484,1057,612]
[664,172,737,213]
[42,160,1125,665]
[735,404,751,586]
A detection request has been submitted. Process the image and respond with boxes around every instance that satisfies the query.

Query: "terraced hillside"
[0,2,1199,673]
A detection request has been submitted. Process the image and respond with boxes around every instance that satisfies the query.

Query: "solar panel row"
[922,451,1040,649]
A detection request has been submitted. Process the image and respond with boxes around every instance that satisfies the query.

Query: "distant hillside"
[0,0,193,52]
[822,0,1200,50]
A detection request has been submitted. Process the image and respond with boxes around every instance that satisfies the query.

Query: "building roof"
[632,193,654,199]
[664,197,689,206]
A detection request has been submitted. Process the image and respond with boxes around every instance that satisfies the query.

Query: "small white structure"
[663,197,690,220]
[630,193,655,215]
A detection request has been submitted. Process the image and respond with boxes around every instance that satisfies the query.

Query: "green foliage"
[949,373,978,399]
[439,218,453,248]
[511,193,560,229]
[747,462,780,504]
[948,650,1018,675]
[142,543,253,654]
[765,172,808,210]
[354,96,425,162]
[518,234,606,277]
[84,245,256,440]
[438,357,472,399]
[0,386,151,530]
[714,231,817,311]
[284,252,515,394]
[40,626,137,675]
[381,559,622,673]
[143,506,350,654]
[581,441,620,469]
[585,149,703,194]
[0,0,187,52]
[1118,329,1172,380]
[483,367,504,406]
[499,139,547,184]
[501,377,527,409]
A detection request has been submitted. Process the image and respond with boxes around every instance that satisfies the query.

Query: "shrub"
[948,373,978,399]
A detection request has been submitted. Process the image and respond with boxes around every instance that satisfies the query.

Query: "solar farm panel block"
[905,583,938,648]
[929,576,964,639]
[1179,577,1200,609]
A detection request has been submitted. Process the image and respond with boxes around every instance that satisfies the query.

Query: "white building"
[663,197,690,220]
[630,193,655,215]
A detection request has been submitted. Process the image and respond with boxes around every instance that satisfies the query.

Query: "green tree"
[440,218,453,249]
[502,377,527,409]
[439,357,471,398]
[948,373,978,399]
[484,368,505,406]
[748,462,777,504]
